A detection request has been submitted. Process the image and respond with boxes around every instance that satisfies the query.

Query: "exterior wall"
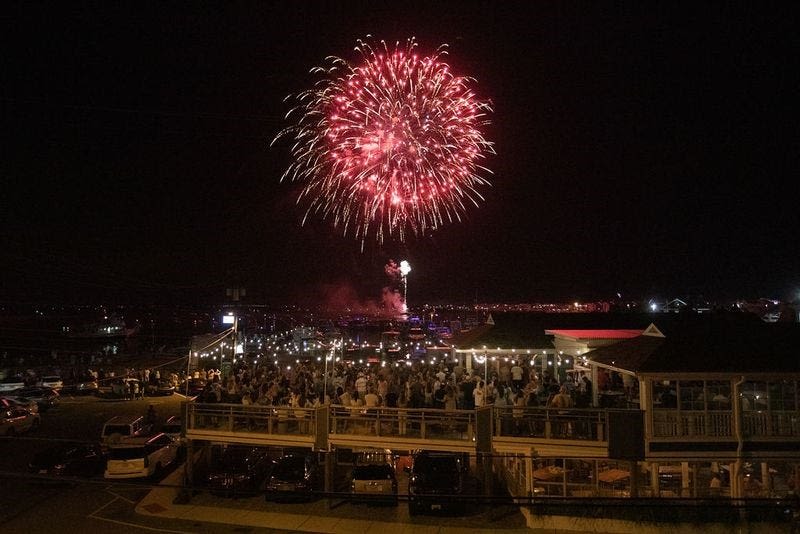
[641,376,800,498]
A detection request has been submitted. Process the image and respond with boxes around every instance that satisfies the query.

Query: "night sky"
[2,3,797,306]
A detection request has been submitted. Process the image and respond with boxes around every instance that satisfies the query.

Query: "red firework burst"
[274,37,494,245]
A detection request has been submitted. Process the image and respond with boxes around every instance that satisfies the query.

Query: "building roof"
[585,315,800,374]
[455,312,670,349]
[545,329,643,340]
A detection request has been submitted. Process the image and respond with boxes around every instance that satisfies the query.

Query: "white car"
[0,377,26,393]
[160,416,183,445]
[38,376,64,390]
[1,406,41,436]
[104,433,178,479]
[350,449,397,504]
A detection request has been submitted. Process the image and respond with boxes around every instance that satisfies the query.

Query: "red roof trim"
[545,329,643,340]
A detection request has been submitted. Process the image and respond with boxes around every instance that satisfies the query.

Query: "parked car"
[406,450,469,515]
[204,445,274,497]
[61,378,99,396]
[350,462,398,505]
[11,386,59,412]
[1,395,39,414]
[0,376,26,393]
[104,433,178,479]
[264,452,321,501]
[349,448,397,504]
[183,378,207,397]
[29,442,106,476]
[1,406,41,436]
[144,379,175,397]
[101,415,151,446]
[38,376,64,390]
[97,377,142,399]
[160,416,182,443]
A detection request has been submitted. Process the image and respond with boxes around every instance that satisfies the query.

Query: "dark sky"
[2,3,798,306]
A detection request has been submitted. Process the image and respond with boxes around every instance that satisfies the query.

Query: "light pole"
[233,316,238,364]
[222,312,237,378]
[323,339,334,404]
[474,353,488,384]
[400,260,411,312]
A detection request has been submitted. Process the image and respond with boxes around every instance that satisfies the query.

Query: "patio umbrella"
[534,466,565,481]
[598,468,630,483]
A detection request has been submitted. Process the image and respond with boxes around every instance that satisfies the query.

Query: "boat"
[62,315,133,338]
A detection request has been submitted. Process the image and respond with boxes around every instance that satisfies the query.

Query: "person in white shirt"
[363,387,381,434]
[436,368,447,383]
[473,381,486,407]
[511,364,524,389]
[355,373,368,396]
[364,387,380,408]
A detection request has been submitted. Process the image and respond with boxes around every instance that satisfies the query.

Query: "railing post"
[544,410,552,439]
[183,400,192,431]
[596,411,605,441]
[314,406,328,452]
[474,407,494,504]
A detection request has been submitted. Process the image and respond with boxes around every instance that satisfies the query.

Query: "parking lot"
[0,391,528,532]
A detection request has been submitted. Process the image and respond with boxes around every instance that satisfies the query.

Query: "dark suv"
[264,452,320,501]
[204,445,273,497]
[406,450,468,515]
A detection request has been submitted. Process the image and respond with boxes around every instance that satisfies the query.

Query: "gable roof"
[545,329,643,340]
[585,316,800,374]
[583,335,666,372]
[456,312,672,349]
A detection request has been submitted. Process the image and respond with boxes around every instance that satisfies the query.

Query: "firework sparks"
[273,37,494,245]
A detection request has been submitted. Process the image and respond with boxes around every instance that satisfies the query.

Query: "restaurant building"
[181,312,799,529]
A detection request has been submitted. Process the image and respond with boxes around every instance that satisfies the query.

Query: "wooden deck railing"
[185,402,800,445]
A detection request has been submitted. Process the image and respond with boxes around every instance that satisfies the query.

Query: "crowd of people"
[193,357,599,416]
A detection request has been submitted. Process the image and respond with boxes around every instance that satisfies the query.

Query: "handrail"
[329,404,477,441]
[187,402,317,435]
[184,401,799,450]
[492,406,610,441]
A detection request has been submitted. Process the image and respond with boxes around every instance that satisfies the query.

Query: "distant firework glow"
[273,37,494,246]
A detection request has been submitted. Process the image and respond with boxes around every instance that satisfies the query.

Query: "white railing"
[653,409,800,438]
[652,410,733,438]
[329,405,476,442]
[187,403,317,435]
[493,406,608,441]
[185,403,800,445]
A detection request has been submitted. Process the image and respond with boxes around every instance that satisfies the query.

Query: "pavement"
[136,465,532,534]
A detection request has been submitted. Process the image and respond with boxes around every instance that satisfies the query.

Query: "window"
[109,447,146,460]
[741,381,767,411]
[707,381,731,410]
[653,380,677,408]
[769,381,797,411]
[679,381,704,411]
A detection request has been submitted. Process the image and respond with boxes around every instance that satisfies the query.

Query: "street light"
[323,337,342,404]
[399,260,411,312]
[222,313,238,377]
[474,353,488,385]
